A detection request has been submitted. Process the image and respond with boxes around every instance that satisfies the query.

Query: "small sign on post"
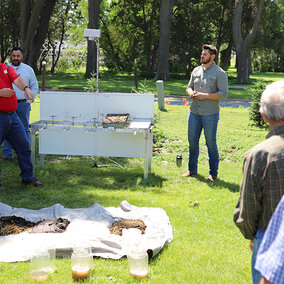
[156,80,165,111]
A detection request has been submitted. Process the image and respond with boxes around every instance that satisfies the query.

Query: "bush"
[71,58,82,70]
[56,58,69,73]
[84,73,97,92]
[249,81,269,127]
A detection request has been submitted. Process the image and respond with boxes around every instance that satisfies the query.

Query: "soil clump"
[109,219,146,236]
[0,216,70,236]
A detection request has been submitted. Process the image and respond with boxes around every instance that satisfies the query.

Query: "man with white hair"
[234,80,284,284]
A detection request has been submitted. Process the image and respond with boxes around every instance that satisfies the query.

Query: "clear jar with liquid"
[29,250,50,282]
[71,248,91,280]
[127,245,149,279]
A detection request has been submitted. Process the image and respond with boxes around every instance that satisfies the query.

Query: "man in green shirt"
[182,44,228,181]
[234,80,284,284]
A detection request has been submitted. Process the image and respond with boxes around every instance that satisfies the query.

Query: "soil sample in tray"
[102,114,129,128]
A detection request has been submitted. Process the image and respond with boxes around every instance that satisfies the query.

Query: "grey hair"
[260,80,284,122]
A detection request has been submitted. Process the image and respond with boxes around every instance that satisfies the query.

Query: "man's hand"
[191,91,220,101]
[191,91,208,100]
[24,88,34,101]
[0,88,15,97]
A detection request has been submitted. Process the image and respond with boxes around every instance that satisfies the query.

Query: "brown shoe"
[207,175,217,182]
[181,171,197,177]
[22,177,44,187]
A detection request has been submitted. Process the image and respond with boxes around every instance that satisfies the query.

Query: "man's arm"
[13,77,34,101]
[186,69,201,101]
[29,68,39,99]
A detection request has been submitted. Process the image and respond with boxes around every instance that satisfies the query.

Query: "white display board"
[31,91,154,179]
[40,92,97,121]
[40,91,154,121]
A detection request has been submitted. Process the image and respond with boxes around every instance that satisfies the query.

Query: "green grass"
[37,67,284,100]
[0,99,268,283]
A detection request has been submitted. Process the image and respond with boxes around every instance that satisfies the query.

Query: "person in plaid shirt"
[234,80,284,284]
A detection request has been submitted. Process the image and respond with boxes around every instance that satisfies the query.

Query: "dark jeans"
[3,101,31,158]
[0,112,34,183]
[187,111,219,177]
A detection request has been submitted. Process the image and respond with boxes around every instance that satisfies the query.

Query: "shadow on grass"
[0,159,166,209]
[193,174,240,193]
[3,154,164,183]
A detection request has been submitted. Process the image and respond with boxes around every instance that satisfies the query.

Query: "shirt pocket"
[207,75,216,81]
[206,75,217,88]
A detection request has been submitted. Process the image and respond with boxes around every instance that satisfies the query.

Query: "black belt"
[0,110,13,114]
[17,99,26,102]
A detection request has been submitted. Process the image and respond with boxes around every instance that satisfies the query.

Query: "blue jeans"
[0,112,34,183]
[251,229,265,284]
[187,111,219,177]
[3,101,31,158]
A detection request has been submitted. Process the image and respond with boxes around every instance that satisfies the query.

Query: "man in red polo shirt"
[0,56,43,189]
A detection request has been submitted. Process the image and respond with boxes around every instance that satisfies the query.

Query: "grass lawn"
[36,67,284,100]
[0,98,269,283]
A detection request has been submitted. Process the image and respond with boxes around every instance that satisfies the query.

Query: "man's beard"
[201,57,211,64]
[12,60,21,66]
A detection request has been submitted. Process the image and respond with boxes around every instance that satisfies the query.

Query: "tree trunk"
[21,0,56,72]
[185,52,192,80]
[220,40,233,70]
[235,47,250,83]
[144,3,156,78]
[85,0,101,79]
[155,0,175,81]
[20,0,31,47]
[233,0,265,83]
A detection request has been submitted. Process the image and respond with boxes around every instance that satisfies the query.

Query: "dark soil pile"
[109,219,146,236]
[0,216,35,235]
[0,216,70,236]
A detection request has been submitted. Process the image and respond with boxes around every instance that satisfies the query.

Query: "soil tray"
[102,113,129,128]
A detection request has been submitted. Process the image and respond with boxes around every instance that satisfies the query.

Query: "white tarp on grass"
[0,201,173,262]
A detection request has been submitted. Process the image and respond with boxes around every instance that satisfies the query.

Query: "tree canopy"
[0,0,282,79]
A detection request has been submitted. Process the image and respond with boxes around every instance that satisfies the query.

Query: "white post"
[156,80,165,111]
[95,38,99,93]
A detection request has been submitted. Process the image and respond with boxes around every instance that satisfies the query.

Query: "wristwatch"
[24,86,31,91]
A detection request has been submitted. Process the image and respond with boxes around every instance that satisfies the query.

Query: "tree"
[100,0,160,76]
[155,0,175,81]
[0,0,20,61]
[233,0,265,83]
[21,0,56,72]
[85,0,102,78]
[252,0,284,72]
[213,0,235,65]
[171,0,215,78]
[45,0,80,73]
